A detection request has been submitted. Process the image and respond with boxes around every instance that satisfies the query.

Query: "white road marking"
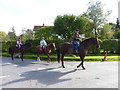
[13,65,19,67]
[0,75,10,78]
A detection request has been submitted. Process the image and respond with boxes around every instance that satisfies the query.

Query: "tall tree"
[25,29,34,40]
[11,26,17,39]
[35,26,55,40]
[7,26,17,41]
[54,14,92,39]
[0,31,7,42]
[99,24,114,39]
[86,1,112,37]
[54,14,77,39]
[8,32,16,41]
[75,15,93,37]
[20,29,34,40]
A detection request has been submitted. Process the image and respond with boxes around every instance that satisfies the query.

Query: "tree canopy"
[54,14,92,39]
[35,26,56,40]
[86,1,112,37]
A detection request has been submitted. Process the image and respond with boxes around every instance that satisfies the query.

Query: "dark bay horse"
[8,43,32,61]
[36,43,56,62]
[57,38,100,69]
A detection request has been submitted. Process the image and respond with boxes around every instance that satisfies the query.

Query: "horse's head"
[93,38,100,48]
[49,43,56,51]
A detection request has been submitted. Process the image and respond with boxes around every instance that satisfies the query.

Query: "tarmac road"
[0,56,118,88]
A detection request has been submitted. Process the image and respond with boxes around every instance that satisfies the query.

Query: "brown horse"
[57,38,100,69]
[8,43,32,61]
[36,43,56,62]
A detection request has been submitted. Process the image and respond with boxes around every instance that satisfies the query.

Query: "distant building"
[33,24,45,31]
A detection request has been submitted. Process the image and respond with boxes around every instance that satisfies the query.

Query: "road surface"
[0,56,118,88]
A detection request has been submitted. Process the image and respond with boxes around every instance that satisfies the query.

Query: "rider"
[72,29,80,53]
[16,38,22,49]
[40,37,47,51]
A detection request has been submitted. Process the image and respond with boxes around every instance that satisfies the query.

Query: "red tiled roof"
[33,26,44,31]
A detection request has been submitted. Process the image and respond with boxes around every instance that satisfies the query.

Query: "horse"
[8,43,32,61]
[36,43,56,62]
[57,38,100,69]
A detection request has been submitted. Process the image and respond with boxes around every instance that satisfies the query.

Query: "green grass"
[2,52,119,61]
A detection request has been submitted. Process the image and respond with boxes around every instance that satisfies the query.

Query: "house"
[33,24,45,31]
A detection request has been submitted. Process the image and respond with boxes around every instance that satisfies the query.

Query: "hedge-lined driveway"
[0,57,118,88]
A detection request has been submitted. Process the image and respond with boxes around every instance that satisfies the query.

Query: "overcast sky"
[0,0,119,35]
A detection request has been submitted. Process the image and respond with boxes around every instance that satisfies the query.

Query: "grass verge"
[2,52,119,61]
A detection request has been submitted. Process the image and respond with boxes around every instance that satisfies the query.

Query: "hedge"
[101,39,119,53]
[2,39,120,54]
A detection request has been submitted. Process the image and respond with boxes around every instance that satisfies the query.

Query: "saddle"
[69,41,80,54]
[39,46,46,51]
[69,41,80,47]
[16,44,22,49]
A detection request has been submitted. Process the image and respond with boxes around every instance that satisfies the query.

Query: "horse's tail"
[57,45,61,63]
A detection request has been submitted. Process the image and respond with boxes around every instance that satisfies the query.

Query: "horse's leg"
[21,52,23,61]
[81,60,85,70]
[57,47,61,63]
[37,51,41,61]
[11,53,14,60]
[61,54,65,68]
[37,57,41,61]
[47,54,51,63]
[11,51,14,60]
[77,56,85,70]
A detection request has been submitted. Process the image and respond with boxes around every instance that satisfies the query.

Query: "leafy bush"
[2,39,120,54]
[101,39,119,53]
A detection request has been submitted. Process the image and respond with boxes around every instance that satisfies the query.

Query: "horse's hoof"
[77,66,80,68]
[83,67,85,70]
[62,66,65,68]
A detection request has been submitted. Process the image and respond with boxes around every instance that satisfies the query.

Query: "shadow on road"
[1,67,77,87]
[1,57,41,67]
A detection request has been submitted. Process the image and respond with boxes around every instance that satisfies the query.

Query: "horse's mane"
[47,43,55,48]
[81,38,96,44]
[47,43,53,46]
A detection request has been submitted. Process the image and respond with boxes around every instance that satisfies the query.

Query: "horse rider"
[16,38,23,49]
[40,37,47,51]
[72,29,81,53]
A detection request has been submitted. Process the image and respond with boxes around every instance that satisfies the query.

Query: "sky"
[0,0,119,36]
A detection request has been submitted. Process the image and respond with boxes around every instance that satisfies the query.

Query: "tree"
[99,24,114,39]
[0,31,7,42]
[11,26,17,39]
[35,26,55,40]
[20,29,34,41]
[25,29,34,40]
[114,30,120,39]
[54,14,77,39]
[86,1,112,37]
[75,15,93,37]
[54,14,92,39]
[109,20,120,39]
[7,26,17,41]
[8,32,16,41]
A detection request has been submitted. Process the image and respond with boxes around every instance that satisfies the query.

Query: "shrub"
[101,39,118,53]
[2,39,119,54]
